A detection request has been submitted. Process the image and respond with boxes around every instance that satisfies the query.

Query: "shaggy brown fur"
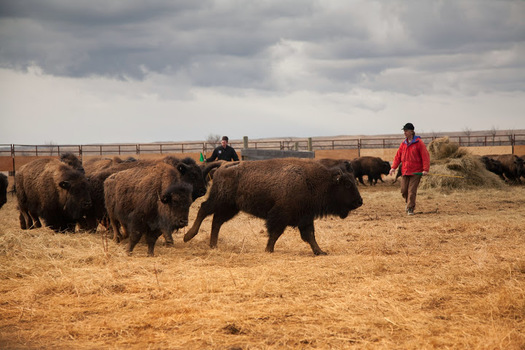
[15,158,91,232]
[104,163,193,257]
[485,154,524,184]
[79,156,206,233]
[59,153,85,173]
[184,158,363,255]
[351,156,391,186]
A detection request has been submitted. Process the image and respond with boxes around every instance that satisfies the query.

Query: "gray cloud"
[0,0,524,144]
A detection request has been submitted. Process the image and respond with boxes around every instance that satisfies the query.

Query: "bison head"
[158,182,192,233]
[330,168,363,218]
[57,170,92,219]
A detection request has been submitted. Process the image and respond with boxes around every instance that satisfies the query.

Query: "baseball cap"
[402,123,415,131]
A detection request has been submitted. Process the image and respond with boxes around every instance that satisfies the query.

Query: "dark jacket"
[207,145,239,162]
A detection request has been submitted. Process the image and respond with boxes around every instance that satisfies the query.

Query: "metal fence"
[1,133,524,157]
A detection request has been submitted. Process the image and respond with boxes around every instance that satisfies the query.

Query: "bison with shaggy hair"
[15,158,92,232]
[0,173,8,209]
[480,156,505,181]
[79,156,207,233]
[350,156,391,186]
[485,154,524,184]
[184,158,363,255]
[104,163,193,256]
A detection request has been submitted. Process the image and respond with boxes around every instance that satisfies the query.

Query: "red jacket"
[391,136,430,176]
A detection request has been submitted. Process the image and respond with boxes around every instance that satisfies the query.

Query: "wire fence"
[1,133,524,157]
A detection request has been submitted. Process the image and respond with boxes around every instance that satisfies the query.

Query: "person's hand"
[389,168,396,176]
[422,171,428,176]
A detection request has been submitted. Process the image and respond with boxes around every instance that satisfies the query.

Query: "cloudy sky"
[1,0,524,145]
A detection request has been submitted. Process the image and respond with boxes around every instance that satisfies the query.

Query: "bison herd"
[2,152,524,256]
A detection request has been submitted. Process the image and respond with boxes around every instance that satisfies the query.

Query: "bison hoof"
[314,250,328,256]
[183,230,197,242]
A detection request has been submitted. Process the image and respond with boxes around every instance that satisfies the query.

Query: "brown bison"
[485,154,524,184]
[79,156,207,233]
[15,158,92,232]
[104,163,193,256]
[183,158,363,255]
[0,173,8,209]
[479,156,505,181]
[351,156,391,185]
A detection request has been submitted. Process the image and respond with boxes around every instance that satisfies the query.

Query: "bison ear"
[59,181,71,190]
[343,161,353,173]
[176,163,188,175]
[160,193,171,204]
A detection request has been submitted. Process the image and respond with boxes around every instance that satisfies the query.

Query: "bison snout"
[82,200,92,210]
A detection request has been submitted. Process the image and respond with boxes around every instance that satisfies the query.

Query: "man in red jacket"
[389,123,430,215]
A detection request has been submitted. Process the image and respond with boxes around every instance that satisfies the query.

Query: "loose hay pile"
[421,137,504,190]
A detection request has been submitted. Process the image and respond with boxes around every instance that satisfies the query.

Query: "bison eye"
[160,194,171,204]
[59,181,71,190]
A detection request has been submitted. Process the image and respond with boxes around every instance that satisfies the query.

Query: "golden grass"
[1,183,525,349]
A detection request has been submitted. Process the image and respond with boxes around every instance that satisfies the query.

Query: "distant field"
[1,181,524,349]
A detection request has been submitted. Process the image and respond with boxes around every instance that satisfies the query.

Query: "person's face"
[403,129,414,139]
[221,140,228,148]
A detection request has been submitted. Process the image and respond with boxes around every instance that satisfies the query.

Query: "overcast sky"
[1,0,524,145]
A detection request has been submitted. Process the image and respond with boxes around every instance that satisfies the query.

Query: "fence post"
[11,144,15,177]
[243,136,249,149]
[307,138,312,151]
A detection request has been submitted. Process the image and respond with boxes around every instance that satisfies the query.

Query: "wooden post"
[243,136,249,149]
[307,138,312,151]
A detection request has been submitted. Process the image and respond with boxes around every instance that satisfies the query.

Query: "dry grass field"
[1,180,524,349]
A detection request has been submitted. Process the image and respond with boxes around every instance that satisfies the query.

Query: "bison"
[0,173,8,209]
[79,156,207,233]
[485,154,524,184]
[351,156,391,185]
[104,163,193,256]
[183,158,363,255]
[15,158,92,232]
[480,156,505,181]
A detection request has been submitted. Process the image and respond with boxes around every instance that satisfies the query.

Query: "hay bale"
[421,138,504,190]
[428,137,468,160]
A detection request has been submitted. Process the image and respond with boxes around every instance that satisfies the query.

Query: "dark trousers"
[400,175,422,210]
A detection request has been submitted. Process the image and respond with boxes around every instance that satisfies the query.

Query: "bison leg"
[265,214,287,253]
[110,220,120,242]
[209,207,239,248]
[163,231,175,246]
[127,232,142,256]
[184,199,216,242]
[145,234,160,257]
[299,222,327,256]
[19,211,30,230]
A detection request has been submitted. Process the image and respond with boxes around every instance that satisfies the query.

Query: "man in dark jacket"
[206,136,239,162]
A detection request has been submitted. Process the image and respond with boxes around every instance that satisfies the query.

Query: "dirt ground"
[1,180,524,349]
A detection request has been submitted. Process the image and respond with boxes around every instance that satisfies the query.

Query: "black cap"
[402,123,415,131]
[221,136,229,141]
